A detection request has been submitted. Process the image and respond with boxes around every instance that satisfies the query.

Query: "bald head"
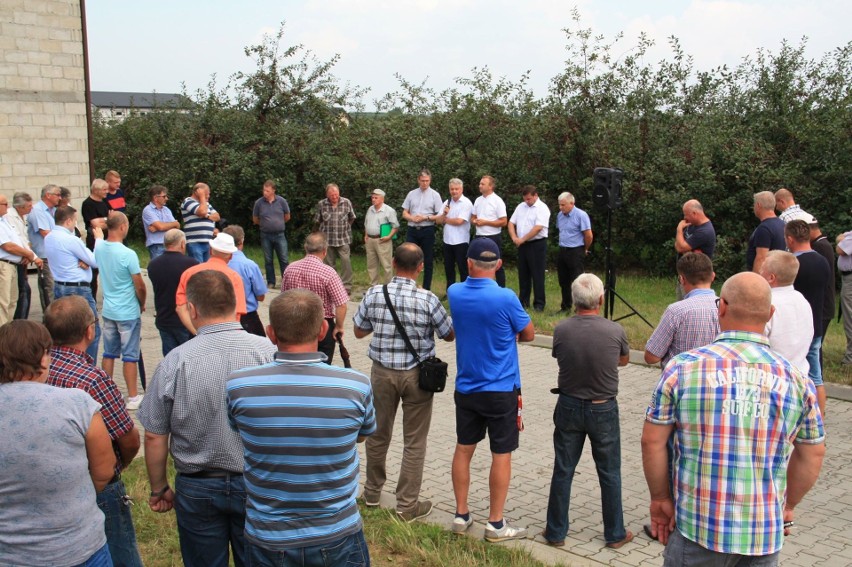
[683,199,703,213]
[774,188,795,212]
[719,272,774,331]
[682,199,708,225]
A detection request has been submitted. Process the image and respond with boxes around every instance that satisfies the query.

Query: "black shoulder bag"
[382,285,449,392]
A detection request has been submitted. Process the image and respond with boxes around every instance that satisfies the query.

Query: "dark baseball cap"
[467,238,501,261]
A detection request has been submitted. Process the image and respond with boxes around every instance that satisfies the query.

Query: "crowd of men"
[0,174,836,566]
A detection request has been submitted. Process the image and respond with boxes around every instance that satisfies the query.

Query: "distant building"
[91,91,191,122]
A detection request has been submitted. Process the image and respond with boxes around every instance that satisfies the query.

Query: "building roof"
[91,91,190,109]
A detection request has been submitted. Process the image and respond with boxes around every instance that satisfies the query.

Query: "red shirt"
[47,345,135,477]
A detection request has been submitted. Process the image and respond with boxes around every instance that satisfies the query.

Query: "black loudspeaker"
[592,167,623,210]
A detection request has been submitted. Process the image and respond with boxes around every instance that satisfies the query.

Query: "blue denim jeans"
[186,242,210,263]
[97,480,143,567]
[806,335,824,386]
[663,528,780,566]
[102,317,142,362]
[71,543,113,567]
[158,325,192,356]
[260,231,288,285]
[175,473,248,567]
[147,243,165,260]
[54,283,100,362]
[545,395,626,544]
[246,529,370,567]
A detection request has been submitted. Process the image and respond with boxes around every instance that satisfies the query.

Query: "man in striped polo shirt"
[227,289,376,566]
[181,182,221,263]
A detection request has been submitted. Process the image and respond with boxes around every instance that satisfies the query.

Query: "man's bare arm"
[132,273,146,312]
[115,425,141,468]
[353,325,371,339]
[644,350,662,365]
[517,321,535,342]
[785,442,826,512]
[752,247,769,273]
[176,303,196,334]
[334,304,347,340]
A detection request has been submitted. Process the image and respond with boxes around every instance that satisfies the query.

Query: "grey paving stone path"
[37,271,850,567]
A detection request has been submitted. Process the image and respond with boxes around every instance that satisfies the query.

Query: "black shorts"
[454,390,519,454]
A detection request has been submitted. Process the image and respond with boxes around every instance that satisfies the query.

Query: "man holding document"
[364,189,399,285]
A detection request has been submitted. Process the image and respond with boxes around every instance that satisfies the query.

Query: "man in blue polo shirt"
[447,238,535,542]
[227,289,376,566]
[29,184,61,308]
[223,225,267,337]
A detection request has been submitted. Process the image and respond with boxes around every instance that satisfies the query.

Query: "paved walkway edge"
[531,333,852,403]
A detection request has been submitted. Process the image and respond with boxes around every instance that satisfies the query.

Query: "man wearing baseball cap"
[447,238,535,542]
[364,189,399,285]
[175,232,248,334]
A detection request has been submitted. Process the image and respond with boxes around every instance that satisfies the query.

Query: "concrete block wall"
[0,0,90,204]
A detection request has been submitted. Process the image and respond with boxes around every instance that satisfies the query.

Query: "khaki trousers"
[842,273,852,364]
[364,361,433,514]
[0,261,19,325]
[365,238,392,285]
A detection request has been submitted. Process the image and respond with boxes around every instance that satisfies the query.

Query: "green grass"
[120,459,564,567]
[128,240,851,386]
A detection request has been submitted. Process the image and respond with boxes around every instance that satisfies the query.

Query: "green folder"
[380,222,395,239]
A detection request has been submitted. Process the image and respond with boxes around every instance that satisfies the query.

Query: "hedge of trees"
[93,17,852,279]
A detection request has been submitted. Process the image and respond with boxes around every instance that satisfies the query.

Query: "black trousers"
[240,311,266,337]
[517,238,547,310]
[318,317,336,364]
[406,225,436,290]
[557,246,586,311]
[13,264,30,320]
[443,242,469,287]
[476,234,506,287]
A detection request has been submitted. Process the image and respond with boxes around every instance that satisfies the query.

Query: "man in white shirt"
[7,192,35,320]
[436,178,472,286]
[508,185,551,311]
[471,175,508,287]
[0,196,41,324]
[759,250,813,377]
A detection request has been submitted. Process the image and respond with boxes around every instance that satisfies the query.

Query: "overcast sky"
[85,0,850,109]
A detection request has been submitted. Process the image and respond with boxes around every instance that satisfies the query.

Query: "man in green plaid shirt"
[642,272,825,565]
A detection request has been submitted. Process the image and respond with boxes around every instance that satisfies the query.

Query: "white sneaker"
[484,521,527,542]
[126,395,144,410]
[452,515,474,534]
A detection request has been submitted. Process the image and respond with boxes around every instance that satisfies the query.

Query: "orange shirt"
[175,256,248,318]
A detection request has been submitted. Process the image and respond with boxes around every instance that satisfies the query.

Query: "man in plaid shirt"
[314,183,356,293]
[281,232,349,364]
[642,272,825,564]
[353,243,454,522]
[44,295,143,567]
[645,252,720,367]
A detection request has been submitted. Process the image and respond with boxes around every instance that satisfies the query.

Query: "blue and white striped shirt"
[180,197,217,244]
[227,352,375,551]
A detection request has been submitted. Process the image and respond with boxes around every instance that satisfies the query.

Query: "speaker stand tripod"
[602,207,653,327]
